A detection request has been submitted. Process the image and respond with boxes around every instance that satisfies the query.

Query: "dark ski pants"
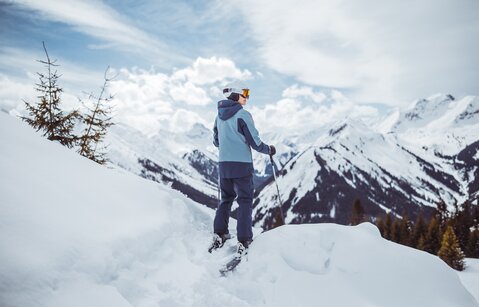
[214,175,254,243]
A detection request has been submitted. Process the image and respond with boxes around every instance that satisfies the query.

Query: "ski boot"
[208,233,231,253]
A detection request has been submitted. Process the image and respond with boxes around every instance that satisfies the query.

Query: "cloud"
[0,72,86,117]
[169,82,210,106]
[0,74,36,114]
[168,109,207,132]
[171,56,252,85]
[282,84,326,104]
[0,52,250,134]
[11,0,187,63]
[234,0,479,105]
[108,56,251,134]
[0,47,105,92]
[250,85,379,136]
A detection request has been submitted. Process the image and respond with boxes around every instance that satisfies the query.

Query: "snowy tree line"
[351,199,479,271]
[21,42,114,164]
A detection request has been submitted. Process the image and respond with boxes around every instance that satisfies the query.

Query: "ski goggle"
[223,87,250,99]
[241,89,250,99]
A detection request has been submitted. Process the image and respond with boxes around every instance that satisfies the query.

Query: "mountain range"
[105,94,479,229]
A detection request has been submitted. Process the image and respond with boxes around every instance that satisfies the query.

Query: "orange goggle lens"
[242,89,250,98]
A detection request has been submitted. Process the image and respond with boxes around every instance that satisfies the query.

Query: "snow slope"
[459,259,479,303]
[107,122,218,202]
[1,112,478,307]
[104,121,222,211]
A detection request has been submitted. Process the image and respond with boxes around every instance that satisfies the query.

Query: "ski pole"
[217,164,221,202]
[270,155,285,226]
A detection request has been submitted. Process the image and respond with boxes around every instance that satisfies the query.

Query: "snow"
[459,259,479,303]
[106,122,218,198]
[255,103,477,222]
[384,95,479,156]
[1,112,478,307]
[256,147,321,225]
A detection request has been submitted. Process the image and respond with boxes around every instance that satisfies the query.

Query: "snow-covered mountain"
[104,121,284,209]
[1,111,478,306]
[103,94,479,228]
[253,94,478,228]
[102,94,477,230]
[106,122,220,208]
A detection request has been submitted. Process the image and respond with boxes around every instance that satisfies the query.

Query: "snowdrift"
[0,112,477,307]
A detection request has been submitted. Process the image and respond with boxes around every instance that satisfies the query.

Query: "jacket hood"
[217,99,242,120]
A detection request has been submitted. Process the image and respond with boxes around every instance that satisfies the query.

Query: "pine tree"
[435,200,449,231]
[77,66,115,164]
[417,234,427,251]
[466,230,479,258]
[451,201,474,253]
[438,226,465,271]
[383,213,393,240]
[473,205,479,227]
[410,213,427,248]
[271,208,285,229]
[391,218,402,243]
[350,198,365,226]
[398,215,412,246]
[376,216,386,238]
[21,42,79,148]
[421,216,441,255]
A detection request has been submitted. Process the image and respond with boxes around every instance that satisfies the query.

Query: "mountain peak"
[390,94,457,133]
[326,118,373,140]
[186,123,210,139]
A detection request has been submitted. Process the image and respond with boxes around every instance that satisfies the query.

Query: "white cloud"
[282,84,326,103]
[169,82,210,106]
[234,0,479,106]
[250,86,379,136]
[0,74,36,114]
[108,56,251,134]
[0,54,250,135]
[0,70,89,117]
[168,109,207,133]
[171,56,252,85]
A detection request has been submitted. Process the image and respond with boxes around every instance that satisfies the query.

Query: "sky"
[1,0,478,136]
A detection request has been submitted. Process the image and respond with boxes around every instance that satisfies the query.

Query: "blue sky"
[1,0,478,135]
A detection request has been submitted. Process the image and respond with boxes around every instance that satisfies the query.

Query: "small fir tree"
[422,216,441,255]
[383,213,393,240]
[350,199,365,226]
[417,234,427,251]
[473,205,479,227]
[435,200,449,230]
[77,66,115,164]
[466,230,479,258]
[398,215,412,246]
[376,216,386,237]
[391,218,402,243]
[438,226,465,271]
[271,208,285,229]
[451,201,474,253]
[410,213,427,248]
[21,42,79,148]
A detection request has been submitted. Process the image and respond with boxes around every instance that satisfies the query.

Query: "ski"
[219,255,243,276]
[219,241,249,276]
